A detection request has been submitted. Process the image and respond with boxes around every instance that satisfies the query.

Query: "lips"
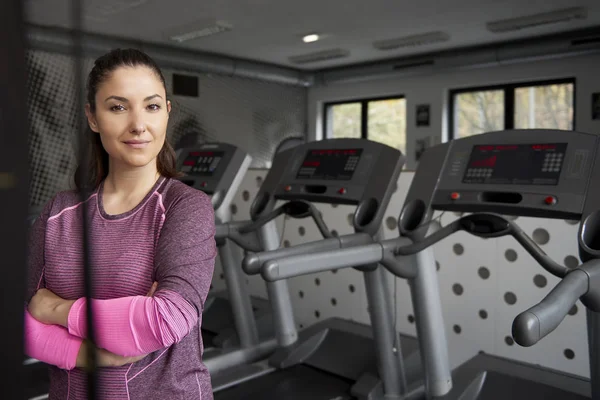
[124,140,150,149]
[124,140,150,145]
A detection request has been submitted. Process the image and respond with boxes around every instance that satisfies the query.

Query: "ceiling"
[24,0,600,71]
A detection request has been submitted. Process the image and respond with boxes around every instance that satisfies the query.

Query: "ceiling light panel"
[289,48,350,64]
[165,19,233,43]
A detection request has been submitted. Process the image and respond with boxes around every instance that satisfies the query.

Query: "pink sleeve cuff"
[67,297,87,338]
[24,310,82,370]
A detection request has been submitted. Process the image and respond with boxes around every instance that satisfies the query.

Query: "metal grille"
[26,49,307,207]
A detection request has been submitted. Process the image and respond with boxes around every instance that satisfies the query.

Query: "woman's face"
[86,66,171,171]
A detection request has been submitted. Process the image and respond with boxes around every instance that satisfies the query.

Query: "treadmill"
[215,138,436,400]
[395,128,597,399]
[176,137,305,351]
[264,129,599,399]
[176,143,276,356]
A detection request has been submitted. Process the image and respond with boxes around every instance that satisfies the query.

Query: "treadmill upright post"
[218,239,260,348]
[362,228,407,398]
[405,247,453,397]
[363,265,407,397]
[260,220,298,347]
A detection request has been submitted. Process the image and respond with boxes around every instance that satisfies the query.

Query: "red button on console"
[450,192,460,200]
[545,196,557,205]
[201,182,207,188]
[284,185,292,192]
[338,188,347,195]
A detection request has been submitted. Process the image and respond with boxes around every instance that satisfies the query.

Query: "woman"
[25,48,217,399]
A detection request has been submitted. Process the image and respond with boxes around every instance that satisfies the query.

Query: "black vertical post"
[505,87,515,130]
[361,101,369,139]
[0,0,30,398]
[70,0,98,398]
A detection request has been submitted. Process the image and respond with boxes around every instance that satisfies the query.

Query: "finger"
[129,354,148,363]
[146,282,158,297]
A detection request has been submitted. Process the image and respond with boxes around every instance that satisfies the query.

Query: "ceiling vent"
[487,7,587,33]
[289,48,350,64]
[373,31,450,51]
[84,0,149,21]
[165,19,233,43]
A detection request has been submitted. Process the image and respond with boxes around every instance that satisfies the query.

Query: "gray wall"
[26,49,307,207]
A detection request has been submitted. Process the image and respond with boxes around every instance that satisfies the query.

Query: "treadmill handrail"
[393,213,569,278]
[512,267,590,346]
[258,236,420,281]
[508,220,569,278]
[261,242,384,281]
[242,233,372,275]
[215,200,326,253]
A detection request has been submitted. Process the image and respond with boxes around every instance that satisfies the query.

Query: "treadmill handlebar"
[394,220,462,256]
[509,222,569,278]
[513,259,600,347]
[512,268,590,347]
[215,200,330,254]
[394,213,568,278]
[261,239,388,281]
[242,233,373,276]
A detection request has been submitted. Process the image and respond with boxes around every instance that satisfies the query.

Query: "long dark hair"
[74,48,181,190]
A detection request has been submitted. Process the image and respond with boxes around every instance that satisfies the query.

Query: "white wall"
[214,171,589,378]
[308,53,600,169]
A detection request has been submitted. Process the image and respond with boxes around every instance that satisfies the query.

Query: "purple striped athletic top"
[25,177,217,400]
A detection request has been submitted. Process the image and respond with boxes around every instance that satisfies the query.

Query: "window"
[324,97,406,155]
[329,102,362,139]
[450,79,575,139]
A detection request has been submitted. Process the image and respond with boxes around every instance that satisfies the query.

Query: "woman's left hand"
[28,288,75,328]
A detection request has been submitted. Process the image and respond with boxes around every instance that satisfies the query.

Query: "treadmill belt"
[477,371,589,399]
[214,364,355,400]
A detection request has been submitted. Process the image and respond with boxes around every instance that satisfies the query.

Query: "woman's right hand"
[77,340,149,368]
[76,340,149,368]
[97,347,148,367]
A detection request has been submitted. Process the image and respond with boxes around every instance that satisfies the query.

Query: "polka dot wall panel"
[224,170,588,378]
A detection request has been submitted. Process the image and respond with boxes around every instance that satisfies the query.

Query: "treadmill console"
[181,150,225,178]
[461,143,567,186]
[176,142,251,211]
[296,148,362,181]
[250,138,404,235]
[398,129,600,260]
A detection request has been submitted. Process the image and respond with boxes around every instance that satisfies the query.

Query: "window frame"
[448,78,576,140]
[323,95,406,141]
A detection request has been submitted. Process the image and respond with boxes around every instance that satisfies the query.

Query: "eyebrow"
[104,94,163,102]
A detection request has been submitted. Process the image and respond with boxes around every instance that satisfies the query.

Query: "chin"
[120,154,159,168]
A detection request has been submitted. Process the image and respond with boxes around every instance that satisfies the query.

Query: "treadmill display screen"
[296,149,363,180]
[462,143,567,185]
[181,151,225,176]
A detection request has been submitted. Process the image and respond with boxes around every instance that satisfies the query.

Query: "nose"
[128,111,146,134]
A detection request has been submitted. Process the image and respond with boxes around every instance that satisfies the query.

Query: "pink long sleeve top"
[25,177,217,400]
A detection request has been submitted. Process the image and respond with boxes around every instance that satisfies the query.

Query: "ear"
[85,104,99,133]
[167,100,172,116]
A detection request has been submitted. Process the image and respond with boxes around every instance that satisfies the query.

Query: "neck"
[104,160,160,196]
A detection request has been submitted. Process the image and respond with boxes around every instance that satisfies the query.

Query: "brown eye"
[110,104,125,112]
[148,104,161,111]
